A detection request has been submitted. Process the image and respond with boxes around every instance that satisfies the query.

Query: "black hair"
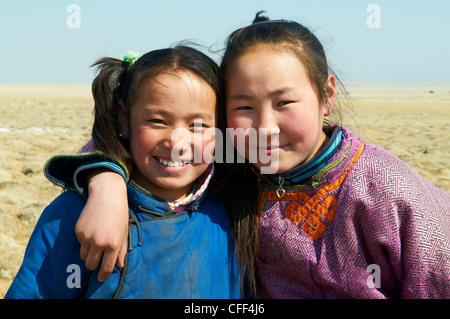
[221,10,332,109]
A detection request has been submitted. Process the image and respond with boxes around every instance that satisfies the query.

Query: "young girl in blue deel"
[5,46,241,299]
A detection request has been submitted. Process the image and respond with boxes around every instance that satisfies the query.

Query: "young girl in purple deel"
[29,12,450,298]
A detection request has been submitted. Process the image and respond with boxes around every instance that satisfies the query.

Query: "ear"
[117,100,129,138]
[323,74,337,116]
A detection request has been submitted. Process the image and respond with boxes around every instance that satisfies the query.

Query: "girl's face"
[125,70,216,201]
[226,46,336,174]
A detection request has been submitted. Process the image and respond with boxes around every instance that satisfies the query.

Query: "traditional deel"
[6,165,241,299]
[255,126,450,298]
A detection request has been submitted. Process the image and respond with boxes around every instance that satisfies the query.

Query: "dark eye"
[191,122,209,129]
[235,106,253,111]
[148,119,166,125]
[276,101,293,107]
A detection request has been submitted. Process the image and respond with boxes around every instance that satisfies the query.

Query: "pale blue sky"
[1,0,449,85]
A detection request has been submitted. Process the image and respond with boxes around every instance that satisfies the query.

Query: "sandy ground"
[0,84,449,298]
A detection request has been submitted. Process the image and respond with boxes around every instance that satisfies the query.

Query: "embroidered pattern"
[257,142,364,240]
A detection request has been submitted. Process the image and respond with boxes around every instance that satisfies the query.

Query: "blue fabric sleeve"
[44,152,129,194]
[73,162,127,195]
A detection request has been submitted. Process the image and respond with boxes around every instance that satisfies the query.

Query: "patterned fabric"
[256,126,450,298]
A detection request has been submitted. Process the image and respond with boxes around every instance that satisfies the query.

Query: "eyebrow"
[268,87,296,97]
[188,113,214,121]
[229,93,253,101]
[229,86,296,100]
[142,109,214,121]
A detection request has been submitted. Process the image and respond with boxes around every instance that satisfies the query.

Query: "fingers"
[77,234,126,282]
[97,248,119,282]
[79,238,90,262]
[85,247,102,271]
[115,237,128,270]
[98,236,128,282]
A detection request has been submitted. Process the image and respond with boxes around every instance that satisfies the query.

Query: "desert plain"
[0,84,449,298]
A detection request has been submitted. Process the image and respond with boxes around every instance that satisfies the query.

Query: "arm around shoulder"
[44,151,129,194]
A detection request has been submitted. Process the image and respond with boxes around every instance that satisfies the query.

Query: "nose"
[255,103,278,130]
[163,129,181,149]
[166,127,192,159]
[255,106,280,145]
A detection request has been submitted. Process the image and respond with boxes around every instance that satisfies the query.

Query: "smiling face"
[124,70,216,201]
[225,45,336,174]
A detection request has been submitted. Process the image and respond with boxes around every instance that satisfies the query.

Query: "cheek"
[185,131,215,163]
[194,131,215,149]
[199,131,216,159]
[284,126,308,144]
[282,106,319,133]
[201,136,215,160]
[282,120,321,154]
[226,114,252,130]
[283,117,314,140]
[130,127,156,155]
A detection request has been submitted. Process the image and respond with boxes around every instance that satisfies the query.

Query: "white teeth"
[158,158,185,167]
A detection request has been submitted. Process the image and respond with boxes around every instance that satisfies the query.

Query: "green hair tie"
[123,51,141,67]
